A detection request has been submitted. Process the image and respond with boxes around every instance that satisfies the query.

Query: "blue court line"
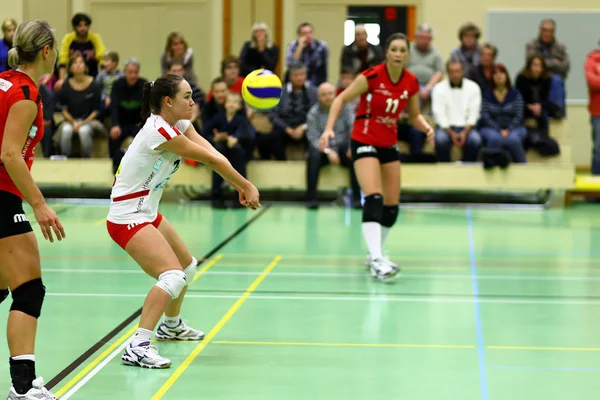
[467,208,489,400]
[491,365,600,372]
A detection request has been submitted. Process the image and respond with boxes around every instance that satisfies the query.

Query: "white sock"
[10,354,34,362]
[362,222,383,260]
[381,226,391,252]
[164,315,181,328]
[131,328,153,347]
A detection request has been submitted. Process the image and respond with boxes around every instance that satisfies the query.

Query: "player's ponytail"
[8,20,55,68]
[139,74,184,123]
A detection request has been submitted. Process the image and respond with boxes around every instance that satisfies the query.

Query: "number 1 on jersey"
[385,98,399,113]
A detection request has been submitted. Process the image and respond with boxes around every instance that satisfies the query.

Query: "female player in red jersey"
[320,33,434,282]
[0,20,62,399]
[106,74,261,369]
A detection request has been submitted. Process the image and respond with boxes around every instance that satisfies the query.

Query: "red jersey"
[0,70,44,199]
[351,63,419,148]
[206,76,244,102]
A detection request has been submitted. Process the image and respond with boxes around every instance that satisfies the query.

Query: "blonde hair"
[2,18,17,34]
[249,22,273,48]
[8,19,55,68]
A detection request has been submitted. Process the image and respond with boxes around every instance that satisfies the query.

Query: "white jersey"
[107,114,191,224]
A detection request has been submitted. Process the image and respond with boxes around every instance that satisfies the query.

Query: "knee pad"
[10,279,45,319]
[183,256,198,283]
[155,270,187,299]
[0,289,9,304]
[362,194,383,223]
[381,205,399,228]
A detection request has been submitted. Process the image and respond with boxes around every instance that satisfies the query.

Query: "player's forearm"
[325,98,343,131]
[411,114,432,133]
[0,154,45,207]
[209,156,250,191]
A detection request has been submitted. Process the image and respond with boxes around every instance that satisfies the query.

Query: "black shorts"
[350,139,400,164]
[0,190,33,240]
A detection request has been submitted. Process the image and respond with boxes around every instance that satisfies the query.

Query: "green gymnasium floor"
[1,201,599,399]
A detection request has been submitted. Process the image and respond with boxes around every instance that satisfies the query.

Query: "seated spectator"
[206,56,244,102]
[406,23,443,112]
[0,18,16,72]
[202,93,254,208]
[160,32,196,83]
[239,22,279,77]
[39,82,56,158]
[340,24,384,74]
[56,54,105,158]
[286,22,328,86]
[201,77,228,127]
[525,19,568,118]
[56,13,106,90]
[585,39,600,174]
[264,61,318,160]
[468,42,497,93]
[95,51,122,119]
[516,54,551,129]
[432,60,482,162]
[305,82,360,209]
[480,64,527,163]
[449,22,481,78]
[168,60,205,127]
[336,67,359,113]
[109,58,146,172]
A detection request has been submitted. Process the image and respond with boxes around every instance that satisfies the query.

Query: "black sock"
[9,357,36,395]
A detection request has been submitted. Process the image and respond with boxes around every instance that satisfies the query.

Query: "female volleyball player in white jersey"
[106,74,261,369]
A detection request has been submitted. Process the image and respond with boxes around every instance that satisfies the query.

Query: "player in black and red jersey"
[0,20,63,399]
[320,33,434,282]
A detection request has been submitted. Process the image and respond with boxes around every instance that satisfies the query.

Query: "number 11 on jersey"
[385,98,399,113]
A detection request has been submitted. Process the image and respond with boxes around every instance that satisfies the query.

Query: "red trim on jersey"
[157,127,172,141]
[113,189,150,202]
[106,213,163,250]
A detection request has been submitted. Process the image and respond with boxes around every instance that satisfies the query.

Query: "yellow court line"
[93,218,106,226]
[211,340,475,349]
[151,255,282,400]
[52,254,223,397]
[489,345,600,352]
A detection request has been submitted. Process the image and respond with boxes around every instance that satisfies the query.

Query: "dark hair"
[296,22,312,34]
[220,55,240,75]
[491,64,512,89]
[340,66,355,75]
[522,53,549,79]
[458,22,481,41]
[140,74,184,121]
[168,59,185,70]
[211,76,226,87]
[67,53,87,76]
[385,33,409,52]
[103,51,119,63]
[445,58,463,72]
[71,13,92,28]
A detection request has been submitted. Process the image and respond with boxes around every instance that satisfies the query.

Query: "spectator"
[168,60,204,127]
[406,23,443,110]
[449,22,481,78]
[516,54,551,130]
[286,22,329,86]
[56,13,106,90]
[336,67,359,113]
[525,19,568,118]
[202,92,254,208]
[340,24,384,74]
[239,22,279,77]
[95,51,122,119]
[56,54,105,158]
[109,58,146,172]
[0,18,17,72]
[585,39,600,174]
[468,42,497,93]
[264,61,318,160]
[305,82,359,209]
[39,83,56,158]
[480,64,527,163]
[206,56,244,102]
[160,32,197,83]
[432,60,482,162]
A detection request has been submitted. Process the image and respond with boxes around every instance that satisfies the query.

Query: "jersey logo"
[13,214,29,223]
[0,78,13,92]
[153,158,164,171]
[28,126,38,139]
[400,90,409,100]
[356,145,377,154]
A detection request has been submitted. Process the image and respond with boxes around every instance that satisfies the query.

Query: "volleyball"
[241,69,282,111]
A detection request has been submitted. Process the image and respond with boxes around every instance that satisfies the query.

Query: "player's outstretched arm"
[157,135,261,209]
[320,74,368,150]
[406,93,434,143]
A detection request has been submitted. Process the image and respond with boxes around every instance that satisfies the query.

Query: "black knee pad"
[0,289,9,304]
[362,194,383,223]
[381,205,399,228]
[10,279,45,319]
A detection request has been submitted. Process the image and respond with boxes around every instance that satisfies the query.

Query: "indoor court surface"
[1,200,599,399]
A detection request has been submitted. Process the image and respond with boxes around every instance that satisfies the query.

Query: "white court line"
[45,292,600,306]
[59,335,133,400]
[41,268,600,282]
